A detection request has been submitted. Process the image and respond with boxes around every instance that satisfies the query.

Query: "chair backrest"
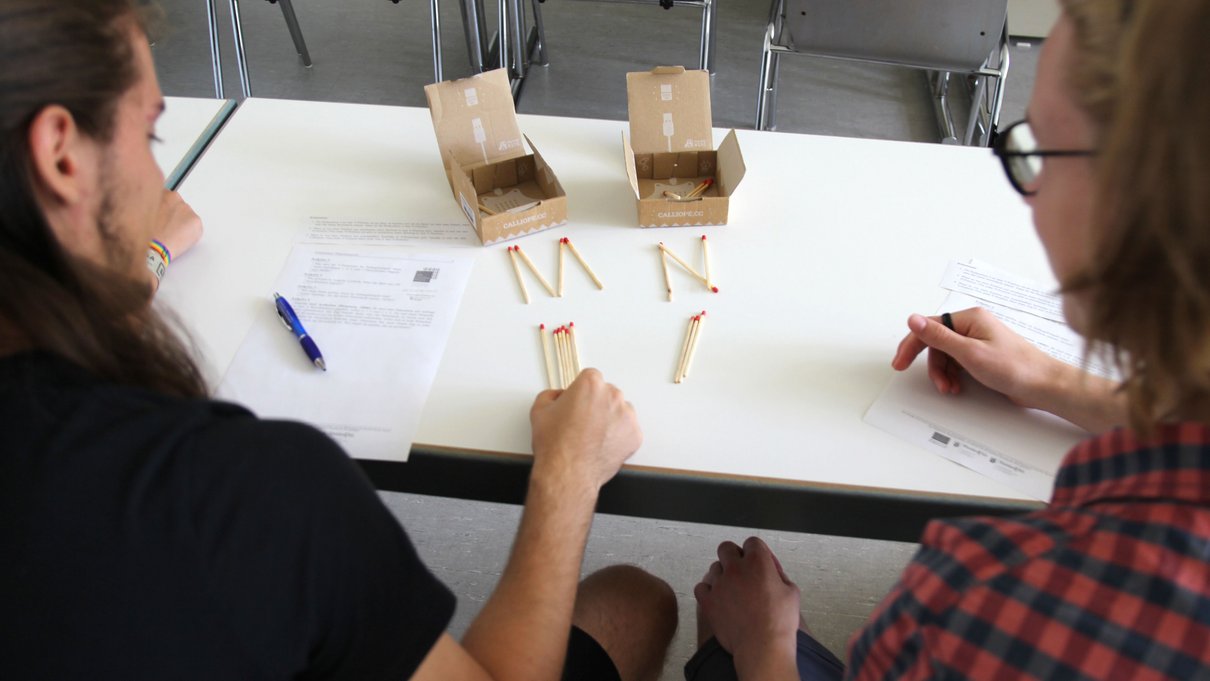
[783,0,1007,72]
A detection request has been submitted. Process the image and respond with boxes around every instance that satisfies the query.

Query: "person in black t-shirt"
[0,2,677,680]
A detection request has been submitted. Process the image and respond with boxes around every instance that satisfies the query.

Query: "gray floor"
[151,1,1040,678]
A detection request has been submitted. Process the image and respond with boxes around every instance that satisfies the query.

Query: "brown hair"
[1060,0,1210,432]
[0,0,205,398]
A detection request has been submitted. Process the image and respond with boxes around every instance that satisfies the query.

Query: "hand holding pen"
[274,293,326,371]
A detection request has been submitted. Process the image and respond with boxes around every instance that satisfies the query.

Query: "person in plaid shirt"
[685,1,1210,679]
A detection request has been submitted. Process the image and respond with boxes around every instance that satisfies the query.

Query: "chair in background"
[571,0,718,74]
[206,0,443,98]
[755,0,1010,146]
[459,0,551,99]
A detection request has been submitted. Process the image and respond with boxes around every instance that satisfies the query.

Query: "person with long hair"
[0,2,675,679]
[688,1,1210,679]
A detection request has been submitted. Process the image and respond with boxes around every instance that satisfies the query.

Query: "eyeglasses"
[992,119,1094,196]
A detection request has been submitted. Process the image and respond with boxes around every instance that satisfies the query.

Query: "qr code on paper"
[414,268,439,283]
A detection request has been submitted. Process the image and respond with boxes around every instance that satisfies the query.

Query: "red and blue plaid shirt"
[847,423,1210,680]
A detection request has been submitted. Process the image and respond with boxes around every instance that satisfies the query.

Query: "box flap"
[425,68,525,171]
[716,129,747,196]
[626,66,714,154]
[525,135,566,199]
[620,132,640,199]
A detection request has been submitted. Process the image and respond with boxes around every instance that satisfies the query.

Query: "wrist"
[528,455,600,505]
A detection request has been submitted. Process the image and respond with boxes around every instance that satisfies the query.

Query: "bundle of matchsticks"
[538,322,583,390]
[663,178,714,201]
[674,311,706,384]
[659,235,718,302]
[507,238,603,304]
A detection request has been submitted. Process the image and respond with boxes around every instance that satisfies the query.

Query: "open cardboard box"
[623,66,746,228]
[425,68,567,244]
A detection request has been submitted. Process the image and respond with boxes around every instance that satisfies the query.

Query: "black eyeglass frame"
[992,119,1095,196]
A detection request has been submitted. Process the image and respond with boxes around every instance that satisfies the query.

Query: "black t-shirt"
[1,352,455,679]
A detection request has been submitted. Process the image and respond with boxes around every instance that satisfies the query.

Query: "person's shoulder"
[183,409,374,514]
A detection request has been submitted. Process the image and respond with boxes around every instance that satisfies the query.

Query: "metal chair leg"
[699,0,716,74]
[277,0,312,67]
[497,0,510,76]
[206,0,224,97]
[931,71,959,144]
[508,0,526,79]
[458,0,488,74]
[963,74,987,146]
[430,0,443,82]
[756,28,775,129]
[529,0,549,66]
[228,0,252,97]
[983,34,1011,146]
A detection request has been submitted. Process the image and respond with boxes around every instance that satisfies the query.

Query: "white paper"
[940,259,1066,323]
[305,216,479,247]
[218,245,476,461]
[864,260,1108,501]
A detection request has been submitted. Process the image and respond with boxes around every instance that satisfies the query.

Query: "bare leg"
[573,565,678,681]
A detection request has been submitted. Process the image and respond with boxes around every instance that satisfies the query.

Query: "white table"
[165,97,1056,540]
[154,96,236,189]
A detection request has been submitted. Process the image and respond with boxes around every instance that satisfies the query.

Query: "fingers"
[717,541,743,568]
[891,329,929,371]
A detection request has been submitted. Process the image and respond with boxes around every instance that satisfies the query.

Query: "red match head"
[711,286,719,293]
[703,178,714,187]
[701,310,708,316]
[569,322,575,328]
[701,234,707,240]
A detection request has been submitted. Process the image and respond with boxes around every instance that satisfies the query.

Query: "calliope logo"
[498,138,523,152]
[504,212,548,228]
[656,209,705,218]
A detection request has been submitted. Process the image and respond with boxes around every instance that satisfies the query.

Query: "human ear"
[26,105,92,206]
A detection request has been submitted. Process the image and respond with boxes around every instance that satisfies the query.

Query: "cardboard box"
[623,66,746,228]
[425,69,568,244]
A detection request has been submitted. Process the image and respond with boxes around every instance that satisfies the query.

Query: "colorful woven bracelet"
[149,239,172,266]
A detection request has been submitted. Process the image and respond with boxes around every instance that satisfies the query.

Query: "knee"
[581,564,676,626]
[574,565,678,681]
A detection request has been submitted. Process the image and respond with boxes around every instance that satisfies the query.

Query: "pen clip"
[273,293,295,331]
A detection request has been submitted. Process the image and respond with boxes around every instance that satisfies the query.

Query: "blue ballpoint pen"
[273,293,326,371]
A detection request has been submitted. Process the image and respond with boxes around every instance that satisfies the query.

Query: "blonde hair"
[1061,0,1210,432]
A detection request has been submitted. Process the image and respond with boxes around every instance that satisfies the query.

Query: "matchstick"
[660,249,674,302]
[508,246,530,304]
[658,242,708,285]
[685,178,714,198]
[539,324,556,390]
[564,238,604,289]
[553,327,567,389]
[569,322,582,376]
[558,239,566,297]
[560,326,575,388]
[701,234,716,292]
[479,203,498,216]
[682,311,707,381]
[674,314,696,383]
[514,245,557,298]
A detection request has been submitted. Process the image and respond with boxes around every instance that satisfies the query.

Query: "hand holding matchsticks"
[529,368,642,493]
[539,321,584,390]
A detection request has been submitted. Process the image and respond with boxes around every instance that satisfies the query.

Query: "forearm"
[461,468,598,681]
[1030,361,1126,433]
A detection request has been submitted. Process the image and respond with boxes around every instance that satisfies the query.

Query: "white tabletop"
[154,96,235,189]
[165,97,1058,508]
